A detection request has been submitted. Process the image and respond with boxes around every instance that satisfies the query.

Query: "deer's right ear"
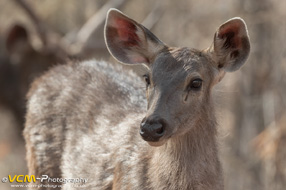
[104,9,165,66]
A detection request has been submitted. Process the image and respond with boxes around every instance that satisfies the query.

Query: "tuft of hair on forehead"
[168,48,208,66]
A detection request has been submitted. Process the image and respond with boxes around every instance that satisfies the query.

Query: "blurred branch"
[141,2,164,30]
[13,0,48,47]
[13,0,70,59]
[76,0,127,46]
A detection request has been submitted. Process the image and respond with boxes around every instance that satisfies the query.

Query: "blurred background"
[0,0,285,189]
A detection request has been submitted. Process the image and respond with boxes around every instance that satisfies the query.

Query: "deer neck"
[153,119,219,169]
[148,106,222,189]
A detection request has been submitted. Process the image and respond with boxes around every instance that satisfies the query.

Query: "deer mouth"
[144,133,170,147]
[147,139,167,147]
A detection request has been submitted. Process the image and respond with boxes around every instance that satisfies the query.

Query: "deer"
[24,8,250,190]
[0,0,127,131]
[0,24,66,131]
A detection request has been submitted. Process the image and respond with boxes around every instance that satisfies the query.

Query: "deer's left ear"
[6,24,30,54]
[210,17,250,72]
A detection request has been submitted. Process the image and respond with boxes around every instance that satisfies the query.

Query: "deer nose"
[140,118,166,142]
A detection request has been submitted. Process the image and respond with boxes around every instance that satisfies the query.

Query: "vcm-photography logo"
[2,174,88,184]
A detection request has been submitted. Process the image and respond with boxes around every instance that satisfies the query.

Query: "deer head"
[104,9,250,146]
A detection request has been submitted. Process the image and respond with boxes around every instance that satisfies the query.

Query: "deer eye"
[188,78,203,91]
[143,74,150,86]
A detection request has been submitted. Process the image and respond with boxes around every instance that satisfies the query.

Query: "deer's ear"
[211,17,250,72]
[6,24,30,54]
[104,9,165,66]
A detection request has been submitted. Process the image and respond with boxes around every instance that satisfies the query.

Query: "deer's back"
[24,60,150,189]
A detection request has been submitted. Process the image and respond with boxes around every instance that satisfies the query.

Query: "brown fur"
[24,9,250,190]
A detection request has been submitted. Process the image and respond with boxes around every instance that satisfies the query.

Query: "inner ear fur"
[212,17,250,72]
[104,9,165,66]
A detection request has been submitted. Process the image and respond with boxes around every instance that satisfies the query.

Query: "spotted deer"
[24,9,250,190]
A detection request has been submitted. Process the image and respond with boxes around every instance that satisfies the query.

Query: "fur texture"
[24,56,222,190]
[24,9,250,190]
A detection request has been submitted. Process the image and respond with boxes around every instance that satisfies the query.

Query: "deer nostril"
[153,123,164,136]
[156,126,164,135]
[139,127,146,136]
[140,121,148,137]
